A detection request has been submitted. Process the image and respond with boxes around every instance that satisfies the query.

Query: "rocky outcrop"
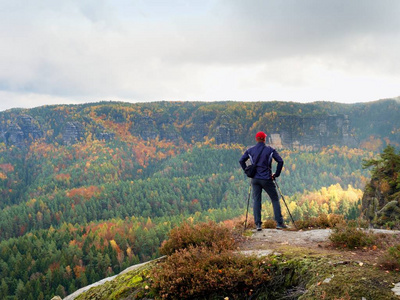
[3,123,25,147]
[215,124,234,144]
[211,113,356,149]
[95,124,115,142]
[63,258,162,300]
[377,200,400,224]
[0,111,358,149]
[17,114,43,140]
[0,102,385,149]
[214,114,239,144]
[0,114,43,147]
[361,145,400,226]
[63,122,85,145]
[97,131,115,142]
[0,115,117,146]
[267,114,357,150]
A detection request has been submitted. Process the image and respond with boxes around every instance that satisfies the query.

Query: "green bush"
[159,221,236,256]
[329,225,376,249]
[379,244,400,270]
[382,220,400,230]
[346,218,369,229]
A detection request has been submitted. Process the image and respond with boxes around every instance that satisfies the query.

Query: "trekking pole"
[244,180,252,230]
[274,179,297,229]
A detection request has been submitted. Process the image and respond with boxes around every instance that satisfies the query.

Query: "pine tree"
[0,279,8,299]
[15,279,25,300]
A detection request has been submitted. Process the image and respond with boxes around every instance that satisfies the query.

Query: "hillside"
[1,99,400,150]
[0,99,399,299]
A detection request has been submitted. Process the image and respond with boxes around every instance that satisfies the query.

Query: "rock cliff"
[63,122,85,145]
[0,100,396,149]
[267,114,357,150]
[0,114,43,147]
[361,145,400,227]
[0,111,360,149]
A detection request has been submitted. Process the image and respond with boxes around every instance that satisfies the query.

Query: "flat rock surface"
[251,228,333,246]
[246,228,400,248]
[241,228,400,297]
[392,282,400,296]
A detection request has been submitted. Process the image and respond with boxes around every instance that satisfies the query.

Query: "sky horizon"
[2,96,400,113]
[1,1,400,112]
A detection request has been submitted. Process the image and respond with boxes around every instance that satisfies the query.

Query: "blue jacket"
[239,142,284,180]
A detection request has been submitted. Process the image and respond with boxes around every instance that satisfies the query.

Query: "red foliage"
[0,163,14,173]
[160,221,236,256]
[19,225,27,236]
[73,265,86,279]
[55,173,71,181]
[66,186,101,202]
[49,262,61,271]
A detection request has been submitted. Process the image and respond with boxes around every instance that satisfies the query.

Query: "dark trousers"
[252,178,283,226]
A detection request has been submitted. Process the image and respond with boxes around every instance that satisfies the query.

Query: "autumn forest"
[0,99,399,299]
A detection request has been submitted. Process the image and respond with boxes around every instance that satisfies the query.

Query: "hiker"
[239,131,287,231]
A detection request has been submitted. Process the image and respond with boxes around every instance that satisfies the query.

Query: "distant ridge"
[1,99,399,149]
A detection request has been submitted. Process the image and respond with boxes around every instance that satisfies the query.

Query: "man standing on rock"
[239,131,287,231]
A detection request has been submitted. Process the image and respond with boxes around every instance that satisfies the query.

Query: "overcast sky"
[1,0,400,111]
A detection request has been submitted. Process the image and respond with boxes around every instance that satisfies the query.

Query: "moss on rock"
[74,249,400,300]
[301,262,400,299]
[74,264,154,300]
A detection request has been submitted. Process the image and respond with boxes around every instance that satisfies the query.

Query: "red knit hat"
[255,131,267,140]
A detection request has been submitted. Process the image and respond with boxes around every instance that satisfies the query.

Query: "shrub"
[315,213,330,228]
[383,220,400,230]
[152,245,274,299]
[242,217,255,230]
[388,243,400,263]
[328,214,346,227]
[329,225,376,249]
[379,244,400,270]
[159,221,236,256]
[263,219,277,229]
[295,214,345,230]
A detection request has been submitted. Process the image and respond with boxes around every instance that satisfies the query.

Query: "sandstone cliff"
[0,100,398,149]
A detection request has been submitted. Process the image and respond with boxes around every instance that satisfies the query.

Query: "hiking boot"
[256,224,262,231]
[276,224,288,230]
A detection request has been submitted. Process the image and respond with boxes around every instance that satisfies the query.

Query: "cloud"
[0,0,399,111]
[0,90,81,111]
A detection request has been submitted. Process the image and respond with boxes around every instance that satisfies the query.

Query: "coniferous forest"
[0,99,399,299]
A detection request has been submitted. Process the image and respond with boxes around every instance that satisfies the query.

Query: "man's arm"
[272,150,284,178]
[239,150,249,170]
